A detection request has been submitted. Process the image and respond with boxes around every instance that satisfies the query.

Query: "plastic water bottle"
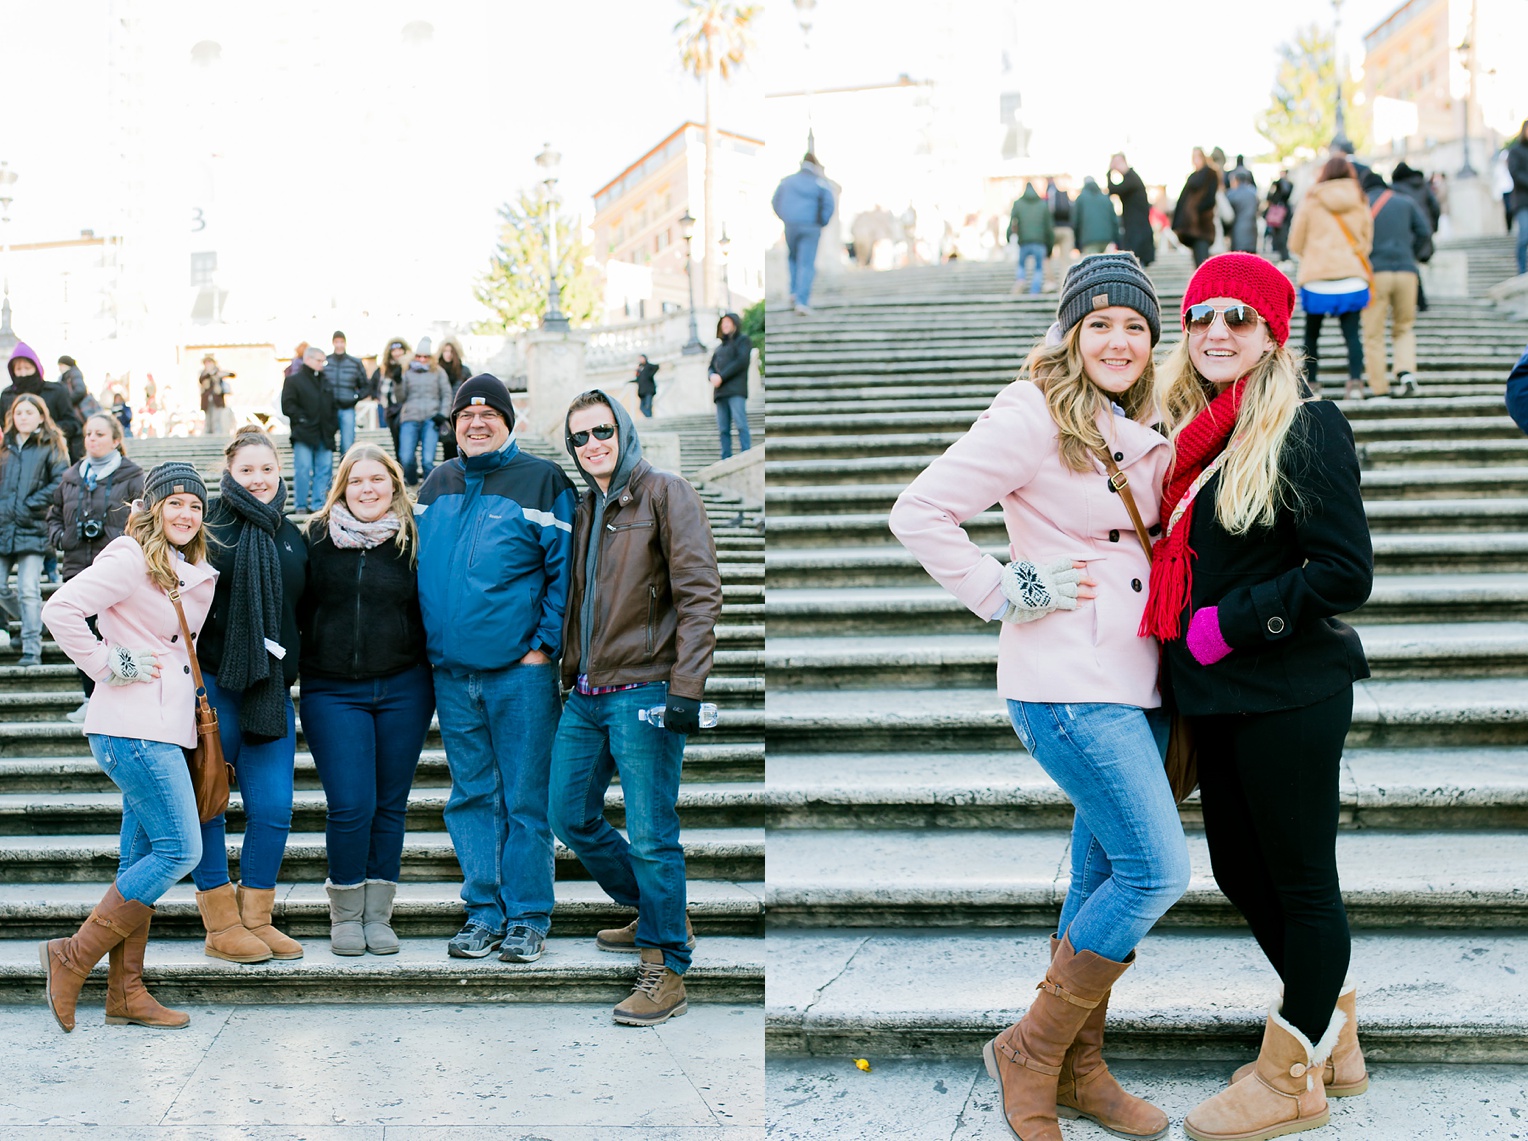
[638,703,719,729]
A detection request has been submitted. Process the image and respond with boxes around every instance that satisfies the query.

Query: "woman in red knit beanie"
[1144,253,1375,1141]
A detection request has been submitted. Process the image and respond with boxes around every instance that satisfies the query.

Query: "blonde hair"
[1024,321,1156,474]
[3,393,68,461]
[305,444,418,563]
[126,497,208,591]
[1154,338,1305,533]
[84,411,127,457]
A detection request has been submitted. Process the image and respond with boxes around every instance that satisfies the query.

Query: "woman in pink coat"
[890,254,1187,1141]
[37,462,217,1033]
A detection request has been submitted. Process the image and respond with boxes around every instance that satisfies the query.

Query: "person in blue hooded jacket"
[414,373,576,964]
[771,152,836,314]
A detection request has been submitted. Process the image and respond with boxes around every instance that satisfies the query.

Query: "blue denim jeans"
[291,442,333,512]
[90,734,203,904]
[785,223,822,306]
[300,663,435,885]
[549,683,690,974]
[397,419,439,486]
[639,393,653,418]
[337,405,357,456]
[191,671,298,892]
[435,662,561,935]
[0,552,44,658]
[1517,208,1528,276]
[716,395,751,460]
[1008,701,1189,962]
[1017,243,1046,294]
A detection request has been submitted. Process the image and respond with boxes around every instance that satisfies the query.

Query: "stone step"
[0,934,763,1006]
[765,827,1528,929]
[1360,439,1528,468]
[767,746,1528,831]
[0,827,764,884]
[767,928,1527,1060]
[0,878,764,939]
[765,680,1528,750]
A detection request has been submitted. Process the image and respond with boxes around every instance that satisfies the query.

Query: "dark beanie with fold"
[449,373,516,429]
[1056,252,1162,345]
[143,462,208,510]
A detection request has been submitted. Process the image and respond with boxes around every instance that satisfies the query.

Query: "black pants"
[1303,310,1365,385]
[1192,687,1353,1043]
[1268,224,1289,261]
[1191,239,1212,266]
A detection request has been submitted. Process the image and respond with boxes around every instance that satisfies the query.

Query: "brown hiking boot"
[1230,980,1368,1097]
[39,881,147,1032]
[195,883,272,963]
[596,914,696,953]
[612,947,688,1026]
[236,884,304,959]
[1184,1003,1337,1141]
[105,908,189,1029]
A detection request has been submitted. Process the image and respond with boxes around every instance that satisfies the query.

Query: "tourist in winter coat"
[1173,148,1220,266]
[48,413,146,720]
[299,444,434,957]
[0,394,70,667]
[395,337,453,486]
[1389,161,1441,234]
[1264,171,1295,261]
[1071,177,1120,255]
[188,426,310,966]
[322,331,370,456]
[772,152,837,313]
[1,343,82,463]
[1142,254,1373,1141]
[1289,157,1374,400]
[1007,182,1055,293]
[1362,171,1433,398]
[633,354,659,418]
[709,312,752,460]
[1048,179,1075,282]
[1509,121,1528,275]
[39,462,217,1032]
[56,356,94,461]
[891,254,1188,1141]
[1226,173,1260,252]
[281,345,339,511]
[437,338,471,460]
[1108,154,1155,266]
[373,337,409,452]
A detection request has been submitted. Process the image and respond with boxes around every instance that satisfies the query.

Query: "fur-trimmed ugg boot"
[362,880,400,954]
[195,883,272,963]
[236,884,304,959]
[325,881,366,956]
[1231,978,1368,1097]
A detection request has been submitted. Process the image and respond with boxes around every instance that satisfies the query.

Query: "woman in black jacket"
[633,354,659,418]
[188,426,310,966]
[437,339,470,460]
[0,394,69,667]
[1144,255,1373,1141]
[47,412,145,719]
[299,444,434,955]
[708,312,752,459]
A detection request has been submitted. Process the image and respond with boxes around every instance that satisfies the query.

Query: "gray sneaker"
[498,925,545,963]
[446,923,502,959]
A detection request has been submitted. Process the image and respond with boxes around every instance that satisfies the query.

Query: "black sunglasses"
[1183,303,1264,334]
[568,424,616,448]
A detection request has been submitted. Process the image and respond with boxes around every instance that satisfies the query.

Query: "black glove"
[431,413,449,431]
[663,694,702,735]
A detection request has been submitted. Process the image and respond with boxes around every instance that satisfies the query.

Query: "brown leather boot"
[981,933,1132,1141]
[596,913,696,952]
[195,883,272,963]
[1184,1002,1340,1141]
[38,882,147,1032]
[236,884,304,959]
[1048,937,1168,1139]
[612,948,688,1026]
[1231,980,1368,1097]
[105,908,189,1029]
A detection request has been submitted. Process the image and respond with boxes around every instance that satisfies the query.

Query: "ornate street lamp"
[679,210,706,355]
[1456,23,1478,178]
[0,161,17,352]
[535,142,570,331]
[718,227,733,311]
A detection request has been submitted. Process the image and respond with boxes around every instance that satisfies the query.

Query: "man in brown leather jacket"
[549,389,721,1026]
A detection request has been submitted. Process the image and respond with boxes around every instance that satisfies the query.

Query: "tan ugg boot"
[195,883,272,963]
[981,933,1132,1141]
[1184,1001,1341,1141]
[39,881,146,1031]
[596,913,696,952]
[236,884,304,959]
[1231,979,1368,1097]
[612,948,688,1026]
[1048,936,1169,1140]
[105,908,189,1029]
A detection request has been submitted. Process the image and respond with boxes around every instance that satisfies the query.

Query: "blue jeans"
[435,662,561,935]
[716,395,751,460]
[90,734,203,905]
[639,393,653,418]
[398,419,439,486]
[300,664,435,885]
[785,223,822,306]
[1008,701,1190,962]
[337,405,357,456]
[191,671,297,892]
[549,683,690,975]
[0,552,44,657]
[1017,243,1046,293]
[1516,208,1528,276]
[291,442,333,512]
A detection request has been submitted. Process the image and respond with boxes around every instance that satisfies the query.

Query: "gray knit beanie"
[1056,252,1161,345]
[143,462,208,510]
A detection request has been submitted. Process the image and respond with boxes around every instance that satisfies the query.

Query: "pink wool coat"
[43,535,217,748]
[889,379,1172,708]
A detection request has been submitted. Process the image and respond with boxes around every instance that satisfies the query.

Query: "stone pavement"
[0,1003,762,1139]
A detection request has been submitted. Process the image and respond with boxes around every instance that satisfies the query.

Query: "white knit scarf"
[327,501,402,550]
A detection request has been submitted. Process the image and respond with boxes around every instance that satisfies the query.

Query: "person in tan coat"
[1289,158,1374,400]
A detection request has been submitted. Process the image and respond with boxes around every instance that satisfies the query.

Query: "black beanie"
[143,462,208,510]
[1056,253,1161,346]
[450,373,516,428]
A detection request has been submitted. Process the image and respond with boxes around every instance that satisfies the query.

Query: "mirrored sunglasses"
[1183,303,1264,334]
[569,424,617,448]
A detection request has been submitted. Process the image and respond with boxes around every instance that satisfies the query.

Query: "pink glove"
[1186,606,1232,666]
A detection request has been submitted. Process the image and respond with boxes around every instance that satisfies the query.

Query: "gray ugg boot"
[362,880,400,955]
[325,881,366,956]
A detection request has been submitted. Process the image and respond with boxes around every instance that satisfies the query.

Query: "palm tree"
[675,0,758,309]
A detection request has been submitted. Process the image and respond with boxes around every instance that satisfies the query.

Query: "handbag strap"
[166,587,210,701]
[1331,209,1375,281]
[1099,451,1154,553]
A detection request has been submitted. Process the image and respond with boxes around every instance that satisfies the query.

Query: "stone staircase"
[764,240,1528,1064]
[0,423,764,1006]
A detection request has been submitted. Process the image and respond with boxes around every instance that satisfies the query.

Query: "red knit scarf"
[1140,378,1248,640]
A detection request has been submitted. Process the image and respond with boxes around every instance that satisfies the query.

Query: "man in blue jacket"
[771,152,836,315]
[415,373,576,963]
